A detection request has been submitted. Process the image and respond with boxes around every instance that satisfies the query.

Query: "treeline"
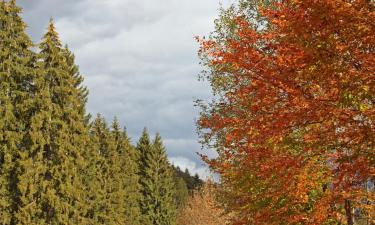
[0,1,202,224]
[173,166,203,192]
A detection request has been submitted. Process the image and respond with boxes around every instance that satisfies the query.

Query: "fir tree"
[83,116,104,224]
[136,128,152,224]
[111,118,142,225]
[138,130,177,225]
[88,114,116,224]
[14,20,90,224]
[0,1,36,224]
[62,45,90,124]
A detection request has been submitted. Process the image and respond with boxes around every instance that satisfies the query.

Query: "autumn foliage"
[198,0,374,224]
[177,181,231,225]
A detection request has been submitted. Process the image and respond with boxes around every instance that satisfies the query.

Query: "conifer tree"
[82,122,102,224]
[174,177,189,209]
[88,114,117,224]
[136,128,152,224]
[138,130,177,225]
[62,45,90,124]
[89,115,141,224]
[13,20,90,224]
[111,118,142,225]
[0,1,36,223]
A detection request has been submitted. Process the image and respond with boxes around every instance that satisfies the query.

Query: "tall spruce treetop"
[0,1,36,224]
[137,127,151,160]
[14,19,90,224]
[138,131,177,225]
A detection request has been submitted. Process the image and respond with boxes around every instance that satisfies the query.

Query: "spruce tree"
[14,20,90,224]
[0,1,36,224]
[62,45,90,124]
[90,115,141,225]
[84,115,105,224]
[111,118,142,225]
[138,130,177,225]
[88,114,116,224]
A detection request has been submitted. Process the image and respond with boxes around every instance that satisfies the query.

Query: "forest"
[0,0,374,225]
[0,1,206,224]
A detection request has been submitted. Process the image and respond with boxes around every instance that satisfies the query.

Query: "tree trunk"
[344,199,354,225]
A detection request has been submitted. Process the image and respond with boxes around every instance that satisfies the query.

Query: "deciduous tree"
[198,0,374,224]
[177,181,231,225]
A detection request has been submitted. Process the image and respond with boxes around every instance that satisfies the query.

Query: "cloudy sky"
[18,0,233,179]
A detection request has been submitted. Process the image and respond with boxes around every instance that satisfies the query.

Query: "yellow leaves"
[344,2,352,8]
[359,103,370,112]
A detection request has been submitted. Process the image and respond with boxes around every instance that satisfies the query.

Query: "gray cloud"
[18,0,232,179]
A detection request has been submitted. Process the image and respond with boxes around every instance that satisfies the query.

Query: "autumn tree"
[177,180,231,225]
[198,0,374,224]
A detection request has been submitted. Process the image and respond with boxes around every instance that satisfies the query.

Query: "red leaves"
[198,0,374,224]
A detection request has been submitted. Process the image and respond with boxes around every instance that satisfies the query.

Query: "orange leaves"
[201,0,375,225]
[198,0,374,224]
[177,181,232,225]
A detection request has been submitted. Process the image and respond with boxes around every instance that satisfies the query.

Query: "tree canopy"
[198,0,374,224]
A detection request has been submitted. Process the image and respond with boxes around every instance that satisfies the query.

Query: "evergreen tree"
[88,114,116,224]
[193,174,203,189]
[138,130,177,225]
[62,45,90,124]
[111,118,142,225]
[14,20,90,224]
[136,128,152,224]
[82,120,102,224]
[172,166,203,192]
[174,177,189,209]
[0,1,36,224]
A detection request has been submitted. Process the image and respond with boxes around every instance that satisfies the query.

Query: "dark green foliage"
[138,130,178,225]
[172,166,203,192]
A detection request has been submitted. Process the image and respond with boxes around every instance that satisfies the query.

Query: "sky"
[18,0,234,179]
